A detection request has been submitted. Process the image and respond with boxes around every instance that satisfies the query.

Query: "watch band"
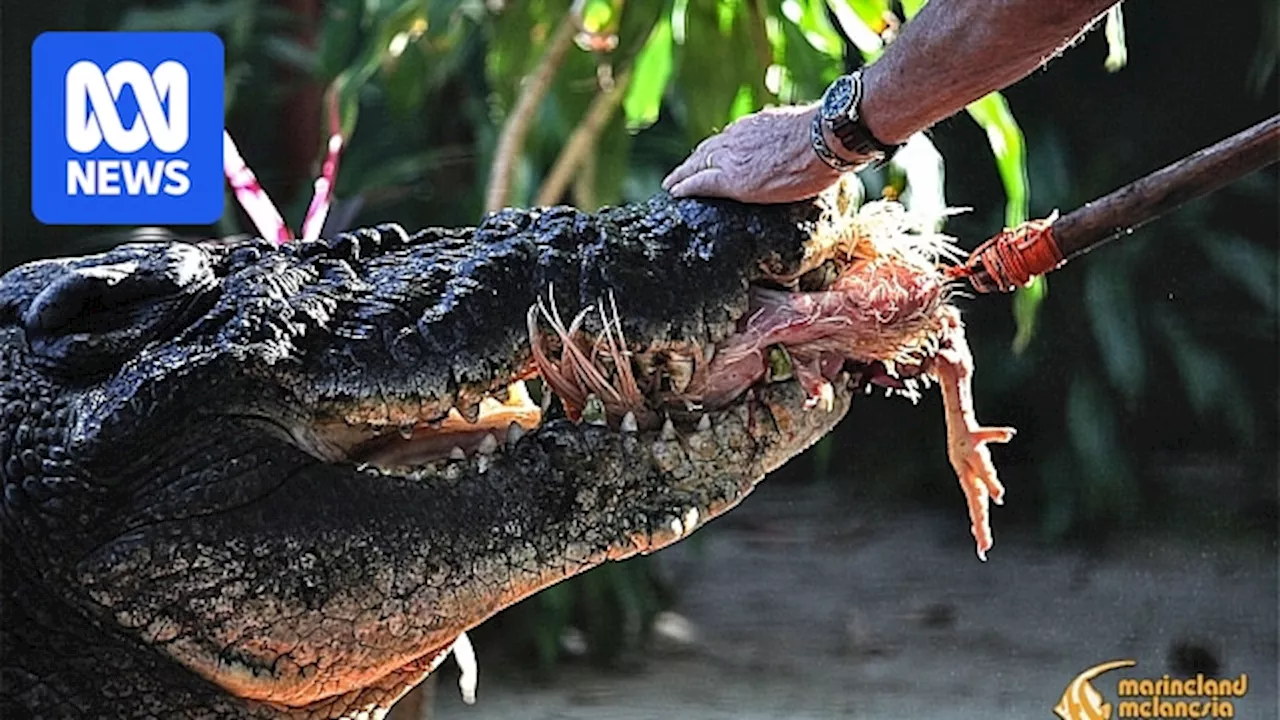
[814,71,899,169]
[811,112,857,171]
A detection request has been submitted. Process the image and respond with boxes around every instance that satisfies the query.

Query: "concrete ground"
[427,480,1277,720]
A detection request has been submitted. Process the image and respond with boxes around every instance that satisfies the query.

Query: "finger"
[662,148,703,191]
[668,168,731,199]
[662,156,711,191]
[663,138,720,191]
[660,166,684,191]
[662,157,702,191]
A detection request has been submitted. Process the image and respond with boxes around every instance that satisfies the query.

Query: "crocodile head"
[0,191,1010,718]
[0,194,855,718]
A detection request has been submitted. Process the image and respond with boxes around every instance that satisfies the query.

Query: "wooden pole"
[1052,114,1280,261]
[954,115,1280,293]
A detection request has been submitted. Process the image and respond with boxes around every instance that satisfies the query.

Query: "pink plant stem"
[300,133,343,242]
[223,131,293,246]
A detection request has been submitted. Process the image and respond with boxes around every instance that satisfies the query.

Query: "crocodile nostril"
[18,243,217,374]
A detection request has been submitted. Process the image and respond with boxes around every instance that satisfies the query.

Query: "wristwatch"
[812,71,899,170]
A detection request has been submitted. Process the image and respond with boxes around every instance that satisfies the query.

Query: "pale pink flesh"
[524,253,1015,560]
[701,288,1014,560]
[700,258,943,408]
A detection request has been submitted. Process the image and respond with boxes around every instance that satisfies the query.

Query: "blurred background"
[1,1,1276,717]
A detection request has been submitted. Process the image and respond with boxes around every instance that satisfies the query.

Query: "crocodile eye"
[14,242,216,374]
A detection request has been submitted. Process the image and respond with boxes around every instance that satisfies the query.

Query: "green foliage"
[1248,1,1277,92]
[1084,247,1145,403]
[1028,204,1275,539]
[623,16,673,129]
[774,1,846,99]
[964,91,1041,352]
[118,0,294,110]
[317,0,479,136]
[674,0,773,141]
[1066,373,1136,519]
[965,92,1029,229]
[1010,277,1047,354]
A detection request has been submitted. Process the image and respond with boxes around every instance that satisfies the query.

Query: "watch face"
[821,75,854,122]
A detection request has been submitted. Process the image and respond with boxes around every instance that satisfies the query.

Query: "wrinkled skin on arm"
[0,196,853,719]
[663,0,1118,204]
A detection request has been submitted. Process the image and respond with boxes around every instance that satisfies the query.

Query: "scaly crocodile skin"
[0,195,853,719]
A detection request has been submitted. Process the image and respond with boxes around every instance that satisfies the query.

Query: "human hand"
[661,105,844,204]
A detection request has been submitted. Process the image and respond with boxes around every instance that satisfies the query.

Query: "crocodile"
[0,190,1010,719]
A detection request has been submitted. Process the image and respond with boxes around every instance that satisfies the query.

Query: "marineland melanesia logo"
[32,32,224,225]
[1055,660,1250,719]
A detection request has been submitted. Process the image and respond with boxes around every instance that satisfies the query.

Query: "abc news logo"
[32,32,224,225]
[65,60,192,197]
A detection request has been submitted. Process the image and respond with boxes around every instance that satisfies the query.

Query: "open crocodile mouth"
[175,195,1015,713]
[342,197,1014,564]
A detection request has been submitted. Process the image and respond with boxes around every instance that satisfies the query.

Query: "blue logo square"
[32,32,225,225]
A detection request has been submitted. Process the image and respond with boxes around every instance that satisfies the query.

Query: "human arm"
[662,0,1120,203]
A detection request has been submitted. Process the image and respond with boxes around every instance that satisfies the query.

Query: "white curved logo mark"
[65,60,189,153]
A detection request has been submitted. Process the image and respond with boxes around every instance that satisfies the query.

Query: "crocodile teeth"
[397,424,416,440]
[449,446,467,461]
[696,414,711,432]
[668,516,684,537]
[815,382,835,412]
[452,632,478,705]
[457,401,481,424]
[660,416,677,441]
[506,380,532,406]
[682,507,700,534]
[633,353,655,381]
[506,421,525,446]
[477,433,499,455]
[702,342,716,365]
[667,356,694,394]
[620,412,638,433]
